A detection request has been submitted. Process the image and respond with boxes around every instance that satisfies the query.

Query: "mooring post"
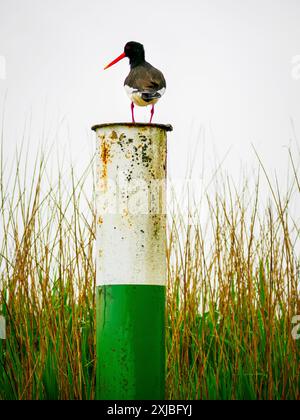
[92,122,172,400]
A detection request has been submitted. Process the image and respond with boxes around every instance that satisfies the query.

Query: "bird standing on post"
[104,41,166,124]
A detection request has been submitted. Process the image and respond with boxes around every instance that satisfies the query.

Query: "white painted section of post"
[93,123,172,286]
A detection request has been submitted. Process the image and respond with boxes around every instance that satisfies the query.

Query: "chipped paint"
[93,123,172,286]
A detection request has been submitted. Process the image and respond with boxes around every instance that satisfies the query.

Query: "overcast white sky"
[1,0,300,197]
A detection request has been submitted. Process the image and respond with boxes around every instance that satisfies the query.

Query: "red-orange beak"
[104,52,126,70]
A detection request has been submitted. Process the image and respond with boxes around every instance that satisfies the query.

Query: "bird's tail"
[141,91,161,102]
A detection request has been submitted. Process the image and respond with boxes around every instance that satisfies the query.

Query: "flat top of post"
[91,122,173,132]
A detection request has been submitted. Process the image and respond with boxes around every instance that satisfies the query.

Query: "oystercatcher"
[104,41,166,123]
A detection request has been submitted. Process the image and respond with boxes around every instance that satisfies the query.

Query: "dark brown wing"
[124,62,166,93]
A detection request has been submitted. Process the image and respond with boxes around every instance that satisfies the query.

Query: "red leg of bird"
[149,104,154,123]
[131,102,135,123]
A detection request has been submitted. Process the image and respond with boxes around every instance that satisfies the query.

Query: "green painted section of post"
[96,285,165,400]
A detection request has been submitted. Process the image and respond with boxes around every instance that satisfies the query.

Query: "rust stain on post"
[110,130,118,140]
[100,138,111,191]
